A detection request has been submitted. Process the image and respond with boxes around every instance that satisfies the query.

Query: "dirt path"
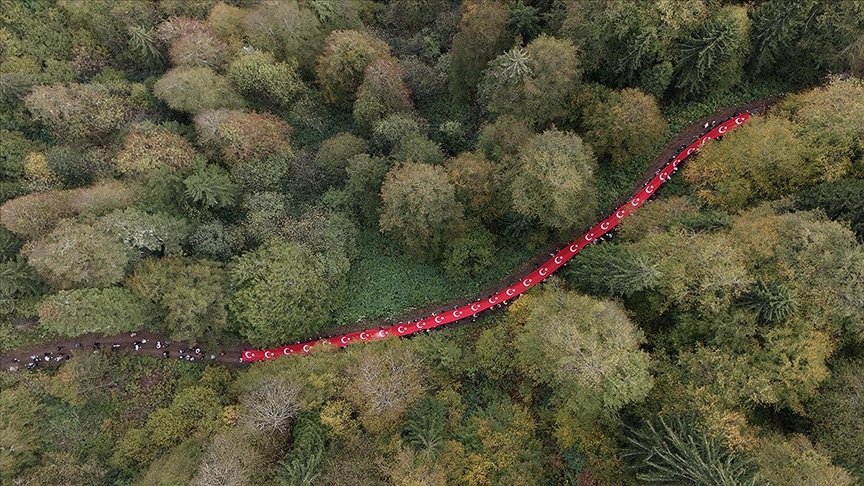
[1,98,778,372]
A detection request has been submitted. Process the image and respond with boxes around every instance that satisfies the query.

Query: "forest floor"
[0,98,778,372]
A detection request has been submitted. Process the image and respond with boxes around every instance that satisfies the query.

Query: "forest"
[1,0,863,484]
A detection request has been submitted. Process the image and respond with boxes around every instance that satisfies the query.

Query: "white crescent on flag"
[489,295,499,304]
[506,288,516,296]
[302,344,311,353]
[341,336,350,344]
[539,267,548,276]
[616,209,626,218]
[735,117,745,124]
[360,332,369,340]
[585,233,595,241]
[435,315,444,323]
[554,256,564,264]
[264,351,273,359]
[283,348,292,355]
[471,303,481,312]
[244,351,255,360]
[397,326,407,334]
[601,221,610,230]
[453,310,462,318]
[719,125,728,134]
[522,278,532,286]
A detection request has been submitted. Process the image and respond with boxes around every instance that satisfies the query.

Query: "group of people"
[6,335,219,372]
[7,347,72,371]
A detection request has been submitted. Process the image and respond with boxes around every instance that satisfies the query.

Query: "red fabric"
[242,113,752,362]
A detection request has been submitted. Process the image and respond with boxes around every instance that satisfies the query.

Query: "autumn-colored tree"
[194,109,292,165]
[0,180,138,240]
[114,126,197,177]
[153,66,245,114]
[479,35,581,128]
[24,83,132,145]
[683,116,811,210]
[445,151,503,224]
[580,87,667,165]
[316,30,391,107]
[157,16,231,70]
[345,342,424,433]
[449,0,511,101]
[510,129,598,232]
[353,56,413,132]
[779,77,864,179]
[476,115,533,164]
[379,162,465,258]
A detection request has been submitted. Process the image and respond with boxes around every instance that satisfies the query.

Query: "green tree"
[479,35,581,128]
[449,0,511,102]
[44,145,109,187]
[391,133,445,166]
[809,359,864,477]
[153,66,245,114]
[183,163,238,209]
[314,132,369,187]
[623,415,756,486]
[128,257,229,345]
[229,241,344,347]
[672,5,751,98]
[510,129,598,232]
[243,0,328,70]
[38,287,153,336]
[316,30,391,107]
[345,154,389,224]
[753,434,856,486]
[227,51,306,111]
[22,219,129,289]
[514,287,653,418]
[580,87,667,165]
[0,387,44,482]
[443,226,496,280]
[795,178,864,241]
[682,116,811,210]
[379,162,465,259]
[96,207,190,257]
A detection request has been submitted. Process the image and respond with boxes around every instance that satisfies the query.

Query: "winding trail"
[1,100,772,370]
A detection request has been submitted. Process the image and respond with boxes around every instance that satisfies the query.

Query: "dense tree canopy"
[2,1,863,484]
